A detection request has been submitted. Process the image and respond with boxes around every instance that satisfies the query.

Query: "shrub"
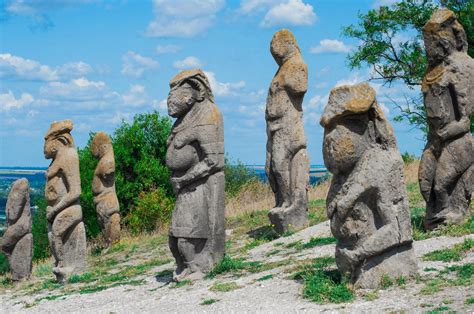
[32,198,50,261]
[124,188,174,235]
[224,155,258,198]
[0,252,9,275]
[401,151,416,164]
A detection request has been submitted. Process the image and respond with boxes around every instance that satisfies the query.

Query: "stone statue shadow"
[247,225,280,242]
[154,269,174,285]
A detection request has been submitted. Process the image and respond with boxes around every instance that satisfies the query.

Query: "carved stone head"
[44,120,74,159]
[423,8,468,64]
[270,29,300,66]
[167,69,214,118]
[320,83,396,175]
[91,131,112,159]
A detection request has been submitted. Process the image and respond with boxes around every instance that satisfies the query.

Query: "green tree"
[224,154,258,198]
[343,0,474,133]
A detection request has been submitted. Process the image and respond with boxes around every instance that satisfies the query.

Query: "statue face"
[44,138,59,159]
[270,36,296,66]
[167,82,196,118]
[323,116,369,175]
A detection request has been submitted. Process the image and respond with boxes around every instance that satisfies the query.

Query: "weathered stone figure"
[419,8,473,230]
[321,83,418,289]
[1,179,32,281]
[44,120,86,282]
[91,132,121,246]
[265,29,310,234]
[166,69,225,281]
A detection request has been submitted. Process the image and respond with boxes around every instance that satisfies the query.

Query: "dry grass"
[225,179,331,218]
[404,159,420,184]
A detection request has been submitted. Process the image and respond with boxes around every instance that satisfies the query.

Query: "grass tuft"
[209,281,242,292]
[201,298,219,305]
[422,239,473,262]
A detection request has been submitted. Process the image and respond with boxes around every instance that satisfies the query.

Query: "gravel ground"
[1,222,473,313]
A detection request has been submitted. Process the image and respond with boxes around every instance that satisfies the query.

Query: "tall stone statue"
[1,179,32,281]
[320,83,418,289]
[166,69,225,281]
[91,132,121,246]
[265,29,310,234]
[419,8,473,230]
[44,120,86,282]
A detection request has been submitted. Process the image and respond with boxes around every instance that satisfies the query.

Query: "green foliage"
[224,154,258,198]
[301,267,354,304]
[113,111,173,215]
[75,111,173,236]
[201,298,219,305]
[422,238,474,262]
[31,198,50,261]
[401,151,417,164]
[78,134,101,238]
[380,274,394,289]
[344,0,474,132]
[256,274,273,281]
[171,279,193,288]
[124,188,174,235]
[300,237,337,249]
[207,255,246,278]
[0,252,9,275]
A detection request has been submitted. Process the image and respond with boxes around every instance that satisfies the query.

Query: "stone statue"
[166,69,225,281]
[44,120,86,282]
[91,132,121,246]
[265,29,310,234]
[419,8,473,230]
[320,83,418,289]
[1,178,32,281]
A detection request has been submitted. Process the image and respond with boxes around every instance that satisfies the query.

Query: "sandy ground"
[1,222,473,313]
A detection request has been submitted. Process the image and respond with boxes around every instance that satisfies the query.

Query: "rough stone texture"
[0,178,32,281]
[420,8,474,230]
[166,69,225,281]
[91,132,121,246]
[320,83,418,289]
[44,120,86,283]
[265,29,310,234]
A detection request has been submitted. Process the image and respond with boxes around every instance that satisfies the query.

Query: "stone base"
[352,244,418,289]
[9,233,33,281]
[268,206,308,234]
[54,222,87,283]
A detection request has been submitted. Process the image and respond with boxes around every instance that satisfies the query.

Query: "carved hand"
[170,177,183,193]
[339,247,361,266]
[46,206,55,222]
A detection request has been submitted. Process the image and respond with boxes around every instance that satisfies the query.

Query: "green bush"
[401,151,416,164]
[32,198,50,261]
[124,188,174,235]
[0,252,9,275]
[224,155,258,197]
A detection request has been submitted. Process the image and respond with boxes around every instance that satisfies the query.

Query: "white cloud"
[335,73,366,87]
[204,71,246,97]
[310,39,352,54]
[307,93,328,110]
[173,56,203,69]
[39,77,109,102]
[121,51,159,78]
[0,53,93,81]
[5,0,94,15]
[122,84,147,107]
[372,0,400,8]
[238,0,280,14]
[0,53,57,81]
[155,44,181,54]
[261,0,316,27]
[145,0,225,37]
[0,90,34,111]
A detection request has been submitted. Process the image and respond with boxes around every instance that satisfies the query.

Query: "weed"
[256,274,273,281]
[426,306,450,314]
[380,275,393,289]
[422,239,473,262]
[209,281,242,292]
[396,276,406,287]
[201,298,219,305]
[68,272,95,284]
[155,269,173,278]
[465,297,474,305]
[34,262,52,277]
[363,291,379,301]
[207,255,246,278]
[171,279,192,288]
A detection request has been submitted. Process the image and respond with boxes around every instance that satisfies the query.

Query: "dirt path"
[1,222,473,313]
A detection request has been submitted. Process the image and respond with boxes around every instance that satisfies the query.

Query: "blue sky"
[0,0,425,167]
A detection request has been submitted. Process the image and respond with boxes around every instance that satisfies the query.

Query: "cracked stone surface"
[320,83,418,288]
[44,120,86,283]
[265,29,310,234]
[166,69,225,281]
[419,8,474,230]
[1,178,32,281]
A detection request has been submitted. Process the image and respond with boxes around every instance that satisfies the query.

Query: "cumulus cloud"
[39,77,108,102]
[122,84,147,107]
[238,0,279,14]
[155,44,181,54]
[335,73,366,87]
[261,0,316,27]
[121,51,159,78]
[204,71,246,97]
[0,53,93,81]
[145,0,225,37]
[0,90,34,111]
[310,39,352,54]
[173,56,203,69]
